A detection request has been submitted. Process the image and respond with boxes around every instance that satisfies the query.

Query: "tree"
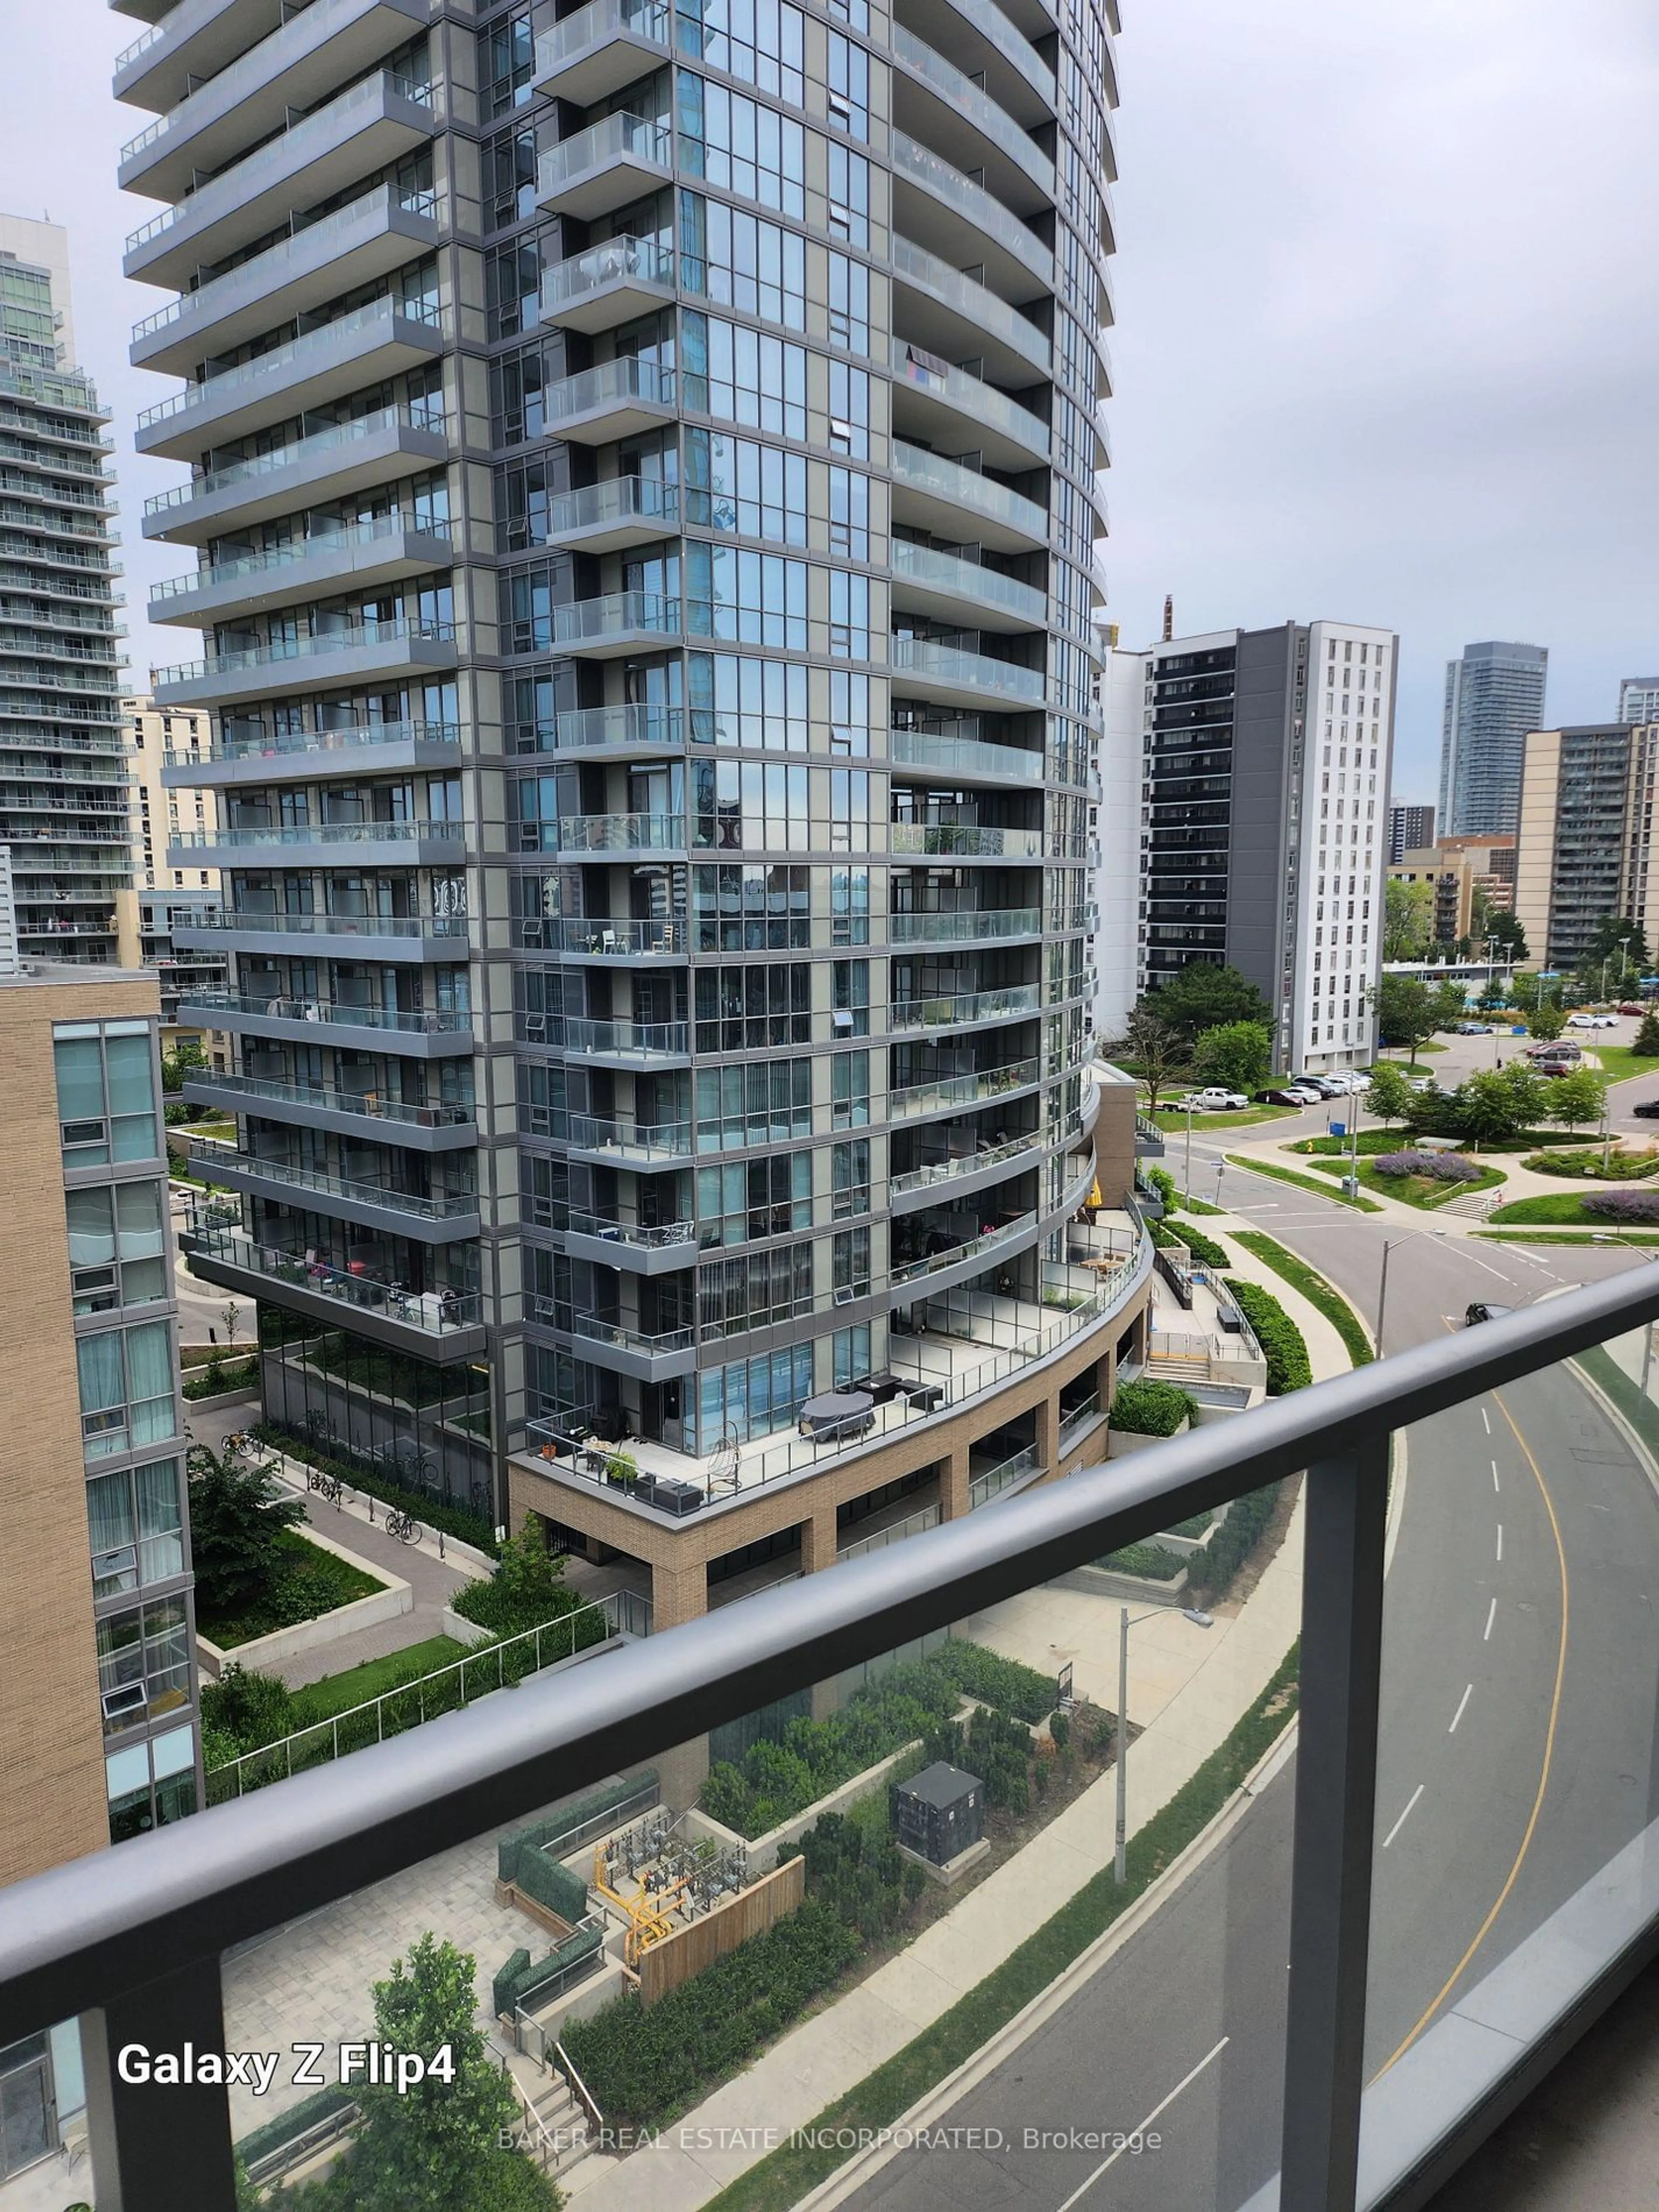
[494,1513,567,1616]
[1498,1061,1545,1131]
[1633,1011,1659,1058]
[1477,977,1508,1014]
[1429,979,1470,1033]
[1116,1004,1183,1114]
[1142,962,1273,1042]
[1363,1062,1414,1127]
[312,1934,555,2212]
[185,1446,305,1618]
[1383,878,1435,962]
[1584,916,1651,974]
[1470,894,1528,962]
[220,1299,244,1353]
[1373,974,1434,1064]
[1548,1068,1607,1135]
[1528,1002,1566,1042]
[1192,1020,1273,1096]
[1455,1070,1524,1149]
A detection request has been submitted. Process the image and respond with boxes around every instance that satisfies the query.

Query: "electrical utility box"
[890,1761,985,1865]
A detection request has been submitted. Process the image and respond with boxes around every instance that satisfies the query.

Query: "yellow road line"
[1374,1383,1570,2075]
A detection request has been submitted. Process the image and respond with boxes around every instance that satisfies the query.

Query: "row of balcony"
[189,1137,478,1234]
[151,617,455,708]
[183,1069,475,1152]
[149,515,453,626]
[179,991,472,1058]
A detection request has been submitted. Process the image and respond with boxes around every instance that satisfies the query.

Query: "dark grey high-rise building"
[1438,639,1548,837]
[0,218,129,963]
[1386,800,1433,864]
[117,0,1148,1627]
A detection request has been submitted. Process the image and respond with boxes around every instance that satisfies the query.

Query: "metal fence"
[6,1271,1659,2209]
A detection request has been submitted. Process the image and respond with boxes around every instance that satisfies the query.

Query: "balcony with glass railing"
[134,298,443,459]
[179,991,471,1040]
[552,591,681,656]
[889,907,1044,947]
[891,1209,1040,1290]
[182,1069,475,1136]
[180,1220,484,1340]
[164,718,460,775]
[564,1114,693,1162]
[516,914,686,957]
[152,617,457,704]
[521,1014,689,1061]
[890,24,1055,202]
[539,234,677,334]
[128,185,440,376]
[149,514,453,624]
[890,1128,1045,1198]
[565,1211,696,1253]
[123,70,436,289]
[168,819,463,856]
[890,820,1045,858]
[890,538,1046,631]
[521,701,683,757]
[548,810,686,855]
[142,407,450,543]
[537,112,672,219]
[891,983,1042,1029]
[892,137,1053,294]
[188,1141,480,1231]
[541,353,678,440]
[889,1056,1041,1118]
[888,335,1049,468]
[891,234,1050,381]
[544,472,678,553]
[890,636,1047,710]
[174,909,468,949]
[890,441,1048,552]
[531,0,672,102]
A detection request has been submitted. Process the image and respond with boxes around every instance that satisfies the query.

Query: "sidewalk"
[558,1233,1341,2212]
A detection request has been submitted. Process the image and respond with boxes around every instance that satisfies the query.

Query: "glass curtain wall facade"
[1439,639,1549,839]
[121,0,1114,1505]
[0,255,128,962]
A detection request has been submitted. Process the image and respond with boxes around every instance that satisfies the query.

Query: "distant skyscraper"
[0,216,127,962]
[1618,678,1659,725]
[1387,801,1434,865]
[1438,642,1548,836]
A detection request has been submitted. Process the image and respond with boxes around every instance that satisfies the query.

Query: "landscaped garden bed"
[1523,1145,1659,1180]
[1489,1187,1659,1227]
[194,1525,384,1647]
[1298,1150,1505,1208]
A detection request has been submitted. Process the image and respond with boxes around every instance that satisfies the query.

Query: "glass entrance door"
[0,2034,54,2178]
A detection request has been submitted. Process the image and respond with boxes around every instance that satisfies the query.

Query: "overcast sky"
[4,0,1657,797]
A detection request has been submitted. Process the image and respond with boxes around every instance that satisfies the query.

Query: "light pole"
[1375,1226,1448,1354]
[1116,1603,1166,1884]
[1184,1101,1195,1205]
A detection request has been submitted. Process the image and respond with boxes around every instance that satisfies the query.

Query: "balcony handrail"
[170,820,462,849]
[890,1129,1042,1195]
[564,1114,691,1156]
[566,1211,696,1248]
[552,810,686,852]
[149,513,451,604]
[537,110,671,195]
[892,139,1053,284]
[178,992,470,1034]
[143,406,440,516]
[533,0,671,78]
[181,1221,480,1324]
[118,0,368,165]
[540,233,677,314]
[891,1208,1039,1285]
[184,1071,474,1129]
[153,619,455,689]
[10,1274,1659,2202]
[888,906,1043,942]
[889,537,1047,626]
[890,727,1046,781]
[890,984,1042,1028]
[890,820,1044,858]
[136,298,442,430]
[188,1143,477,1221]
[181,909,468,938]
[890,635,1047,705]
[168,718,459,766]
[890,439,1049,544]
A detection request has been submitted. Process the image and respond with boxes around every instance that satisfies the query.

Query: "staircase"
[1148,1354,1214,1383]
[507,2052,594,2178]
[1439,1187,1499,1219]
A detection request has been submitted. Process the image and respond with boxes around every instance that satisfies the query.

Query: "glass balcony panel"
[536,112,672,216]
[532,0,672,100]
[890,636,1047,708]
[890,440,1049,550]
[152,619,455,690]
[169,821,461,851]
[169,718,461,767]
[890,537,1047,628]
[892,136,1054,287]
[185,1071,474,1129]
[179,992,470,1034]
[890,982,1042,1026]
[892,234,1050,375]
[889,822,1044,858]
[540,235,677,331]
[891,23,1055,196]
[135,297,441,434]
[149,513,451,610]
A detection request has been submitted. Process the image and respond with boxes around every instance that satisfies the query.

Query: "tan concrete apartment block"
[507,1280,1148,1621]
[0,974,158,1881]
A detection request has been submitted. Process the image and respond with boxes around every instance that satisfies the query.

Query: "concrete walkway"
[557,1216,1347,2211]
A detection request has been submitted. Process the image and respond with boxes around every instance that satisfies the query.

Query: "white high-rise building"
[1101,620,1397,1072]
[1618,678,1659,726]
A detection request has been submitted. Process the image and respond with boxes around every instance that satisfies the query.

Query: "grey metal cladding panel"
[1224,625,1296,1004]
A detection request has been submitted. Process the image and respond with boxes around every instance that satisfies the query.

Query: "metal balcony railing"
[889,1129,1044,1195]
[178,992,470,1035]
[143,406,442,518]
[153,620,455,690]
[171,821,462,852]
[168,718,460,767]
[188,1142,477,1222]
[890,984,1041,1029]
[149,515,451,608]
[35,1279,1646,2212]
[167,912,467,941]
[184,1072,474,1131]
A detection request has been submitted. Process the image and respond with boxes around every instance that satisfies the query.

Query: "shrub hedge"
[1227,1280,1313,1394]
[784,1812,926,1943]
[1096,1540,1186,1582]
[1173,1225,1231,1270]
[560,1899,860,2129]
[1189,1485,1281,1605]
[1584,1187,1659,1222]
[252,1422,499,1554]
[1109,1377,1196,1437]
[925,1640,1059,1724]
[1230,1233,1372,1368]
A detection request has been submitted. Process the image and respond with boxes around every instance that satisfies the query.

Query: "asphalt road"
[839,1144,1659,2212]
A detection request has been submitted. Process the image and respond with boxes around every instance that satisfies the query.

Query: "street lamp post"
[1115,1603,1167,1884]
[1184,1102,1195,1205]
[1375,1226,1448,1355]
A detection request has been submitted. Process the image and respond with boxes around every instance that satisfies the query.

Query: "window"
[686,542,808,649]
[826,143,871,247]
[695,1057,813,1152]
[698,1152,813,1245]
[479,10,534,115]
[682,311,807,441]
[699,1243,814,1335]
[696,1341,814,1449]
[692,862,810,947]
[832,1048,870,1128]
[692,758,809,850]
[832,864,870,944]
[76,1320,176,1460]
[830,767,870,851]
[680,192,806,327]
[105,1723,197,1844]
[827,467,869,559]
[64,1180,167,1314]
[677,75,805,219]
[695,962,810,1051]
[688,649,808,749]
[684,428,807,545]
[827,570,869,659]
[826,251,870,350]
[86,1457,185,1597]
[54,1022,159,1168]
[832,1138,870,1218]
[676,0,804,104]
[833,1225,871,1299]
[833,958,869,1035]
[95,1596,191,1733]
[826,29,870,137]
[826,360,871,458]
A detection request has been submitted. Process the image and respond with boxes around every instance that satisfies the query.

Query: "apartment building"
[116,0,1146,1625]
[0,217,129,963]
[1386,832,1516,949]
[1617,677,1659,726]
[1386,799,1433,866]
[1438,639,1548,838]
[1514,723,1659,975]
[1116,620,1398,1073]
[115,693,229,1047]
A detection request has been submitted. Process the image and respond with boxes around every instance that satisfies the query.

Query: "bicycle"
[384,1507,420,1545]
[306,1467,344,1505]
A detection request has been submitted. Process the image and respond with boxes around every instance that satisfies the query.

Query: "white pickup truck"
[1181,1087,1249,1111]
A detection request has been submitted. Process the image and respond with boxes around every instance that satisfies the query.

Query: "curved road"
[840,1137,1659,2212]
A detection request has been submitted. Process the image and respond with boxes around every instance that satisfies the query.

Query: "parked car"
[1465,1302,1516,1327]
[1565,1011,1617,1029]
[1455,1021,1491,1035]
[1256,1086,1321,1106]
[1289,1074,1341,1096]
[1180,1087,1249,1111]
[1407,1074,1438,1093]
[1633,1099,1659,1119]
[1619,1002,1646,1017]
[1593,1014,1620,1027]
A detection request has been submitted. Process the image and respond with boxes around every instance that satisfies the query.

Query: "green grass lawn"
[1377,1040,1448,1057]
[1152,1103,1297,1132]
[1222,1154,1383,1211]
[289,1635,472,1724]
[1288,1128,1577,1157]
[1300,1156,1506,1210]
[197,1528,384,1648]
[1477,1230,1659,1246]
[1229,1233,1373,1366]
[1487,1190,1659,1226]
[1586,1045,1659,1085]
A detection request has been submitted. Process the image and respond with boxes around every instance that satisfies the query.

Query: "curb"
[794,1707,1300,2212]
